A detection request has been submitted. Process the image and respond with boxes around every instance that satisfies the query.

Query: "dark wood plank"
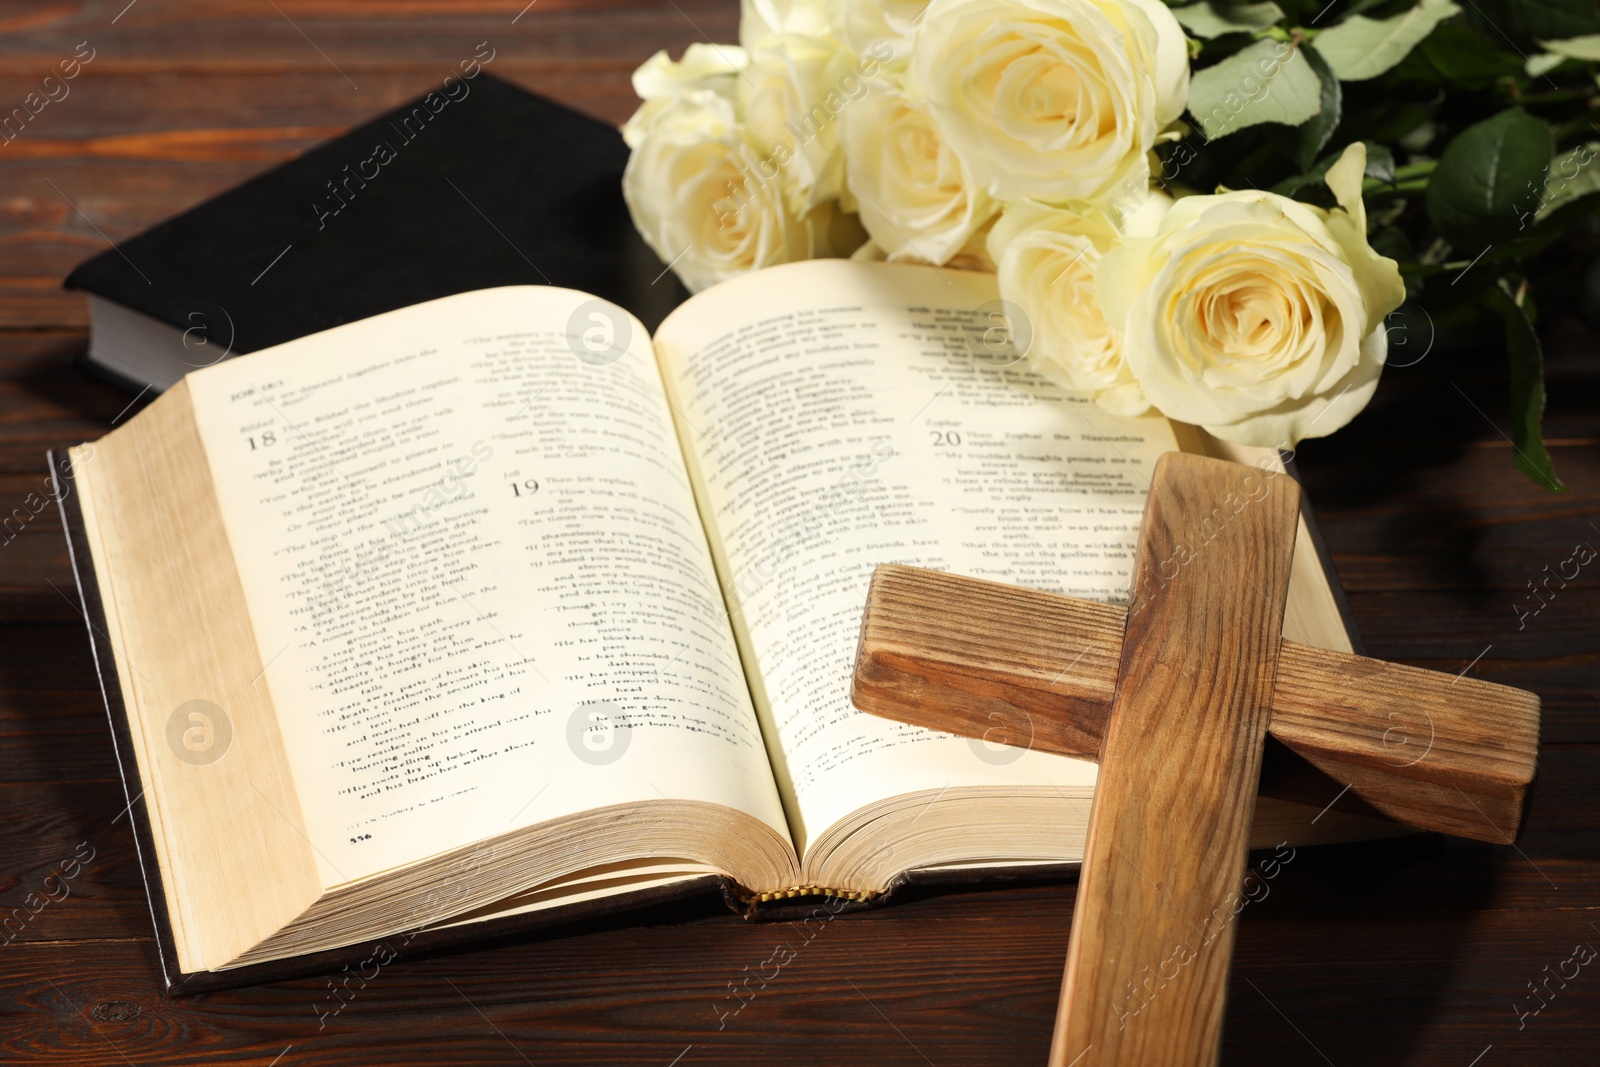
[0,334,127,469]
[0,624,124,784]
[2,905,1597,1066]
[0,784,147,944]
[1311,450,1600,594]
[2,741,1595,952]
[0,0,738,330]
[1224,909,1600,1066]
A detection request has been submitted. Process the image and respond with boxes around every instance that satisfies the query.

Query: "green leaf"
[1369,223,1416,264]
[1273,159,1336,197]
[1312,0,1463,81]
[1172,2,1285,38]
[1189,40,1323,139]
[1486,283,1563,491]
[1350,99,1437,145]
[1274,140,1395,197]
[1294,44,1342,169]
[1425,108,1554,247]
[1364,142,1397,183]
[1537,33,1600,59]
[1464,0,1599,51]
[1524,52,1567,77]
[1412,22,1525,86]
[1535,142,1600,220]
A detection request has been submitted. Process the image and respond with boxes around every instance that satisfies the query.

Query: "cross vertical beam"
[1051,454,1301,1066]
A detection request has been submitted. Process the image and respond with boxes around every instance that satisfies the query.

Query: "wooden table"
[2,3,1596,1064]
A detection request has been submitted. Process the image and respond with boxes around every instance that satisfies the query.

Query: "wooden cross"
[851,451,1540,1067]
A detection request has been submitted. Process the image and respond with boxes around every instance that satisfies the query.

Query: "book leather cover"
[63,71,687,389]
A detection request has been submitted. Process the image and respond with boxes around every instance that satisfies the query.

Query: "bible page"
[653,260,1178,854]
[182,286,789,884]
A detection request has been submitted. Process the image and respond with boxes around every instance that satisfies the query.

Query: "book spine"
[739,885,877,904]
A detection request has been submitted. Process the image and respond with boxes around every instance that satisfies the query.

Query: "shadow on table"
[1223,834,1500,1065]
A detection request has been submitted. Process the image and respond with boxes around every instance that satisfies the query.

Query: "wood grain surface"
[1053,453,1300,1066]
[1,2,1598,1065]
[852,562,1542,843]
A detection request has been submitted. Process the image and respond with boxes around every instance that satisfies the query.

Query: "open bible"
[57,259,1397,989]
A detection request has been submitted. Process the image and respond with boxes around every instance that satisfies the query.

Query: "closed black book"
[63,69,686,393]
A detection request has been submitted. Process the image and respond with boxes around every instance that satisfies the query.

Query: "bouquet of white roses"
[623,0,1598,489]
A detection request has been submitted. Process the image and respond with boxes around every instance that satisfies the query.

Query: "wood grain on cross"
[851,451,1541,1067]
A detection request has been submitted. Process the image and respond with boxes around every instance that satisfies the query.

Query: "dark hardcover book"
[63,70,687,393]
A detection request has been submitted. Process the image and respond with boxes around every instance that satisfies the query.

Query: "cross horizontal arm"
[852,563,1540,844]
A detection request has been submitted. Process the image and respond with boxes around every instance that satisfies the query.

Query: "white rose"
[943,219,998,272]
[841,79,996,265]
[908,0,1189,202]
[741,0,834,48]
[621,43,747,149]
[740,33,858,213]
[834,0,930,57]
[623,93,811,293]
[1096,143,1407,445]
[989,198,1165,417]
[851,218,997,271]
[631,42,748,99]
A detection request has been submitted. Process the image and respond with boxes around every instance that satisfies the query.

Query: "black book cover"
[64,70,687,373]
